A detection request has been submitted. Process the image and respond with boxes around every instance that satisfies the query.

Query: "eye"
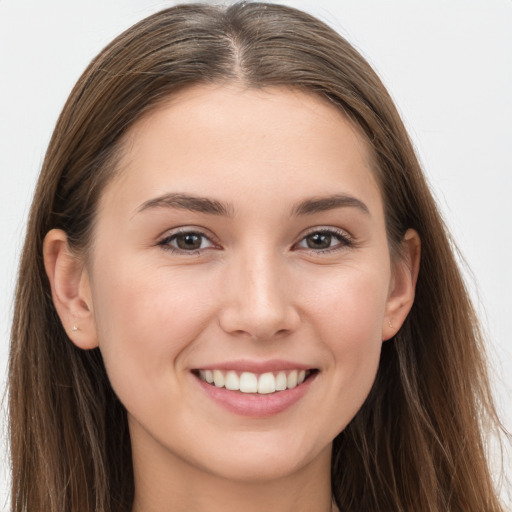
[295,228,352,252]
[158,229,216,253]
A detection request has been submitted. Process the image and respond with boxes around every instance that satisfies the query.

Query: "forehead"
[100,83,381,218]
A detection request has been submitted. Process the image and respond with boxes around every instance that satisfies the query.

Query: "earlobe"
[43,229,98,349]
[382,228,421,340]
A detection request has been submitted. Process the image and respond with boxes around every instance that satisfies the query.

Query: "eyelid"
[156,225,354,255]
[157,226,220,253]
[293,226,354,253]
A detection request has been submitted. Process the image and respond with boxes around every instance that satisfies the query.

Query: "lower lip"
[195,373,317,417]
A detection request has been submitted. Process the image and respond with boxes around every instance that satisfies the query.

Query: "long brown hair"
[8,2,507,511]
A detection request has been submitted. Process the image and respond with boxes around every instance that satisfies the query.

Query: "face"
[83,84,402,484]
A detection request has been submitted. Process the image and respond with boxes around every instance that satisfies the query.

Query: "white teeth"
[224,370,240,391]
[258,372,276,394]
[239,372,258,393]
[275,371,287,391]
[198,369,313,394]
[213,370,225,388]
[287,370,298,389]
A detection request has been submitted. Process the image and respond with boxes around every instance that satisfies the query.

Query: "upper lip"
[194,359,315,373]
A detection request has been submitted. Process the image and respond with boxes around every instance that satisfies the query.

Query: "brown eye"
[175,233,203,250]
[159,230,215,253]
[295,229,352,253]
[305,232,332,249]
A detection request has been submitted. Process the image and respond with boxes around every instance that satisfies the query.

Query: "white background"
[1,0,511,508]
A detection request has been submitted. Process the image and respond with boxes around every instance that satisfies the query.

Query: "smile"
[197,369,314,394]
[192,361,319,417]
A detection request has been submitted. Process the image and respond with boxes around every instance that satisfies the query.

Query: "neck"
[130,431,333,512]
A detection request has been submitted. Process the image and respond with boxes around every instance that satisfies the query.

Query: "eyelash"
[157,227,353,255]
[294,227,353,254]
[157,228,218,255]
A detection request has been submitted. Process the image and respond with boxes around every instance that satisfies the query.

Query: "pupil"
[177,233,201,250]
[307,233,331,249]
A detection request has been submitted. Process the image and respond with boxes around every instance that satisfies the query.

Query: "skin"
[44,84,420,512]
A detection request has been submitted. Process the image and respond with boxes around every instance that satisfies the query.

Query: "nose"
[218,250,300,340]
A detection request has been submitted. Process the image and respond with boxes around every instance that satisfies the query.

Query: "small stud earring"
[388,320,393,329]
[71,325,79,332]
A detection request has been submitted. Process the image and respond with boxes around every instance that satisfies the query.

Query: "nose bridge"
[219,243,299,339]
[245,249,282,311]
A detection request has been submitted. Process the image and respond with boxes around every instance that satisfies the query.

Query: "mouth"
[193,368,318,395]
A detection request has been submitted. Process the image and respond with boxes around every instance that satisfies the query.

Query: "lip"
[192,360,318,417]
[197,359,312,374]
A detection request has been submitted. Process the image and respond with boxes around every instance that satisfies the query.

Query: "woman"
[8,2,508,511]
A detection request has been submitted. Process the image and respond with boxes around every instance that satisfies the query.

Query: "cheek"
[89,256,215,398]
[303,262,389,345]
[302,265,389,424]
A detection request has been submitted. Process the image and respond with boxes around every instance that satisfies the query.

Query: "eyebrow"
[136,193,234,216]
[136,192,369,217]
[292,194,370,216]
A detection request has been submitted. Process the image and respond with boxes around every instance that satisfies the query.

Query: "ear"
[43,229,98,349]
[382,228,421,341]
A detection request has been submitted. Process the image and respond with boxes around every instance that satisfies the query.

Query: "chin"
[187,431,332,483]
